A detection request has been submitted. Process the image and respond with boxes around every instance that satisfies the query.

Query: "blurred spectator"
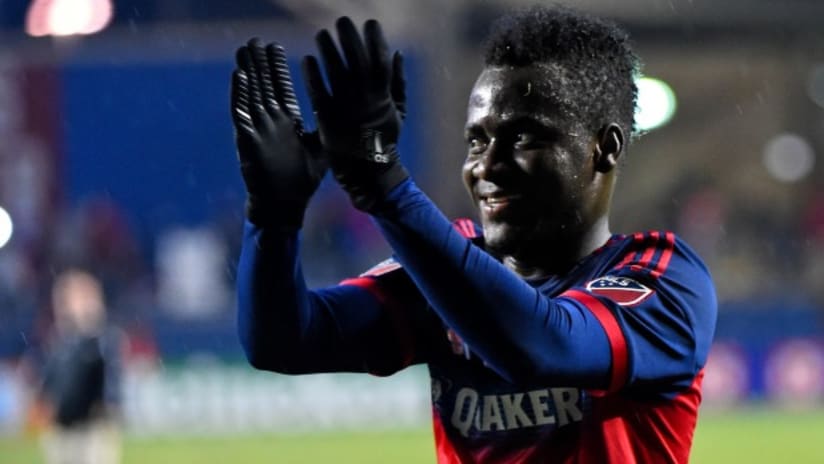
[51,196,151,322]
[36,269,123,464]
[155,225,230,318]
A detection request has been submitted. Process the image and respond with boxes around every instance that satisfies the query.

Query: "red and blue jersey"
[236,179,717,463]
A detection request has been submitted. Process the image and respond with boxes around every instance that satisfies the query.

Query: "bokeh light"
[763,133,815,183]
[0,206,13,249]
[765,340,824,406]
[634,76,677,132]
[702,343,750,406]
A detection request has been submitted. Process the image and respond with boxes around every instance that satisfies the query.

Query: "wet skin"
[461,64,623,279]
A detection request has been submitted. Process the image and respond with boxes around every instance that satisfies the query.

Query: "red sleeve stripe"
[562,289,629,392]
[650,231,676,279]
[637,230,660,268]
[616,231,676,280]
[613,232,645,269]
[339,277,416,368]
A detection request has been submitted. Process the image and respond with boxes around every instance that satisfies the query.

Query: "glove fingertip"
[335,16,356,32]
[315,28,333,48]
[266,42,286,61]
[364,19,383,38]
[392,51,406,80]
[236,46,251,70]
[302,54,319,68]
[300,54,314,74]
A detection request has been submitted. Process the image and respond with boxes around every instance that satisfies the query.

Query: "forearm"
[236,222,310,371]
[236,221,421,375]
[371,180,611,386]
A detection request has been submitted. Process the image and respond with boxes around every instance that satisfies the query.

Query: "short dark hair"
[482,5,640,139]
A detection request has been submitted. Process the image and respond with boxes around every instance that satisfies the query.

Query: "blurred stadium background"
[1,0,824,462]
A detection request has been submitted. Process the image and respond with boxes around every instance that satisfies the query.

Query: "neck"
[502,215,612,280]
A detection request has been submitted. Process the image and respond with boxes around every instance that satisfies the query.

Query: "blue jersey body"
[236,180,717,463]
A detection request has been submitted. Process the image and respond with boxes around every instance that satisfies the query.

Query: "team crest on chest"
[585,275,653,306]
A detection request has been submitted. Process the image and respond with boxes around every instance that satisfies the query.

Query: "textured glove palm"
[231,39,326,229]
[302,17,408,212]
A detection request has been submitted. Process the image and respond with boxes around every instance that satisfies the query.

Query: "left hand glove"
[231,39,327,229]
[301,17,408,212]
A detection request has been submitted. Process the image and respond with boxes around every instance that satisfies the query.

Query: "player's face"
[462,65,599,260]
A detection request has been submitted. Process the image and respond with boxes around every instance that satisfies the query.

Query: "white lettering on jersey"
[500,393,532,429]
[450,387,583,437]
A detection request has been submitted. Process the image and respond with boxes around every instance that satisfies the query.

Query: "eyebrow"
[502,114,559,129]
[466,113,565,136]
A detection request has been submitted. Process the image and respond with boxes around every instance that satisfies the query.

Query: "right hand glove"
[301,17,408,212]
[231,38,327,229]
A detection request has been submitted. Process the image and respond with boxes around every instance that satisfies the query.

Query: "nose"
[471,139,508,180]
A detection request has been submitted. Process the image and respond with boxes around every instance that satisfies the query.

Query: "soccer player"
[231,6,717,463]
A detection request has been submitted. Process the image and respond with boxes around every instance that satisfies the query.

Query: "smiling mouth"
[479,194,524,217]
[481,195,521,205]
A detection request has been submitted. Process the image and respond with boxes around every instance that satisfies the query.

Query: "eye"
[467,137,488,155]
[514,132,536,148]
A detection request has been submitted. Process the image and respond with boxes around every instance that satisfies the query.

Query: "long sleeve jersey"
[237,179,717,463]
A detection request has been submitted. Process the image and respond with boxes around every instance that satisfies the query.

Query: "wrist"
[333,161,409,212]
[360,128,398,164]
[245,196,307,231]
[358,175,416,215]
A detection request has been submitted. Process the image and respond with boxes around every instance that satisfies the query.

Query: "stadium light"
[634,76,677,132]
[25,0,113,37]
[0,206,13,249]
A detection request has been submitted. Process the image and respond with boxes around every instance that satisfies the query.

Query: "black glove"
[231,38,327,229]
[301,17,408,212]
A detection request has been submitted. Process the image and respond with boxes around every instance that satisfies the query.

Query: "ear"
[593,123,624,173]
